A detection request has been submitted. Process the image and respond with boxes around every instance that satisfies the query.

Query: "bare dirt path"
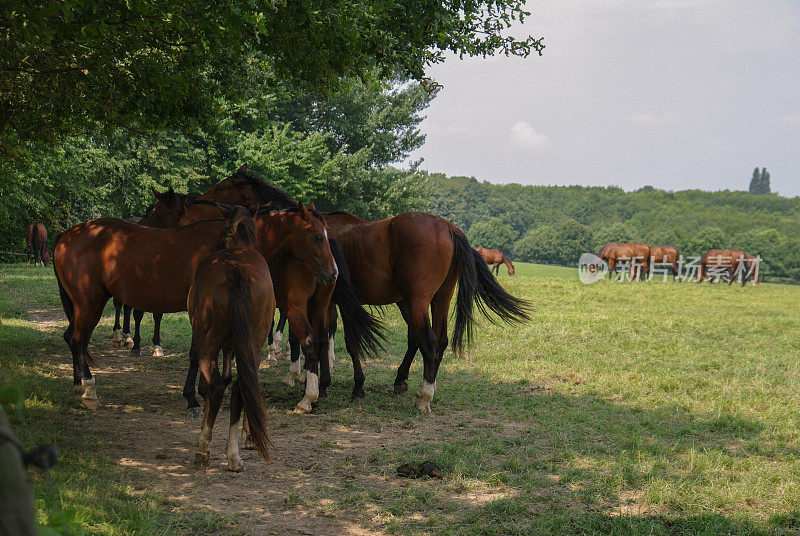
[30,307,507,536]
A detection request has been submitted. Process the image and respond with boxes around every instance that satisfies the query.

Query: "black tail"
[330,238,385,359]
[227,267,272,462]
[451,229,531,353]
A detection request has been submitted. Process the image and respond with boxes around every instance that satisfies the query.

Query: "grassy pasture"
[1,261,800,535]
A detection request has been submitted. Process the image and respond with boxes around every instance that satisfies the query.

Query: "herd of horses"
[43,166,531,471]
[597,242,760,285]
[20,172,760,472]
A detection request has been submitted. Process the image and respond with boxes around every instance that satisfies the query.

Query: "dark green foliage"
[467,217,517,253]
[0,0,543,152]
[0,76,431,253]
[425,173,800,281]
[749,167,771,195]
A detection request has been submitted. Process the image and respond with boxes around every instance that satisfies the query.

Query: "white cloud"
[510,121,549,149]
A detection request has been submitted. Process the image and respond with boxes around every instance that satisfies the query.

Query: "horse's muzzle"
[319,266,338,286]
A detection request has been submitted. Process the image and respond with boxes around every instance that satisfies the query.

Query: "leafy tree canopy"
[0,1,543,152]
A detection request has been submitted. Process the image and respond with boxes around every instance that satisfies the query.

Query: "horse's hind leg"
[111,298,123,347]
[122,305,134,348]
[195,351,224,470]
[226,380,244,471]
[183,339,202,417]
[69,298,108,408]
[130,309,144,357]
[393,301,419,395]
[282,329,302,386]
[406,301,438,412]
[152,313,164,356]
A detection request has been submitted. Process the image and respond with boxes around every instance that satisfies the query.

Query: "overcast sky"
[409,0,800,196]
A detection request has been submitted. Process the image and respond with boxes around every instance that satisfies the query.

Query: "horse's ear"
[235,164,247,174]
[298,202,311,222]
[308,202,316,211]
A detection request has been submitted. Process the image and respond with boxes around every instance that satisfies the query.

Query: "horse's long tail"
[451,229,531,353]
[227,267,272,462]
[331,238,385,359]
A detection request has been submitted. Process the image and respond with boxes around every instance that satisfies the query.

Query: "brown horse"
[110,188,196,357]
[53,204,337,408]
[188,208,274,471]
[649,245,680,280]
[164,168,383,412]
[598,242,650,280]
[26,222,49,267]
[696,249,747,286]
[323,211,531,411]
[475,247,515,276]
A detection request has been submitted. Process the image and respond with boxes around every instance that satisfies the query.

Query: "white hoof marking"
[153,345,164,357]
[413,380,435,412]
[295,372,319,413]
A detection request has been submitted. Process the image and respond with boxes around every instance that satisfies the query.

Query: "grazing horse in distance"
[26,222,49,267]
[324,211,531,411]
[475,247,515,276]
[697,249,747,286]
[53,203,337,409]
[599,242,650,280]
[649,245,680,280]
[189,207,274,471]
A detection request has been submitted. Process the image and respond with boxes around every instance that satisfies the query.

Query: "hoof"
[124,336,134,348]
[82,398,101,410]
[244,435,255,450]
[393,382,408,395]
[73,384,84,395]
[153,345,164,357]
[111,340,121,348]
[265,354,278,367]
[194,452,211,470]
[282,374,296,387]
[351,386,365,399]
[413,394,432,413]
[130,348,142,358]
[227,458,243,473]
[187,406,202,418]
[294,401,313,414]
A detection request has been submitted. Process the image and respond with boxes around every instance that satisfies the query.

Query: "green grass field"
[2,261,800,535]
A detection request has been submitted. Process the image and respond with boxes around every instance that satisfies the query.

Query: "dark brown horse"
[26,222,49,267]
[165,168,383,413]
[188,208,274,471]
[475,247,515,276]
[598,242,650,280]
[649,245,680,280]
[323,211,531,411]
[696,249,747,286]
[53,204,337,408]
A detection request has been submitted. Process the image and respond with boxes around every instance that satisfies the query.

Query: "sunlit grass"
[2,260,800,535]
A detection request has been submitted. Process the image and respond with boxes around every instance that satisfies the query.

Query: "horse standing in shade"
[649,245,680,280]
[53,203,337,409]
[110,189,195,356]
[26,222,49,267]
[696,249,747,286]
[598,242,650,280]
[188,207,274,471]
[475,247,515,276]
[323,211,531,411]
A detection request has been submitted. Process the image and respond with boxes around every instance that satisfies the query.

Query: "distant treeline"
[424,173,800,282]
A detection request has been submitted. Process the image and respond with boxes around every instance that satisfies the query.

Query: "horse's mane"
[228,168,299,211]
[324,210,355,216]
[212,207,257,252]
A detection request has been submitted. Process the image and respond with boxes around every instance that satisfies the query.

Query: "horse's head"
[42,246,50,266]
[142,187,194,228]
[285,203,338,286]
[506,257,516,276]
[178,200,233,225]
